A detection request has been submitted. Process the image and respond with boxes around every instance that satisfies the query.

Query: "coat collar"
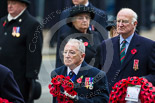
[7,8,26,22]
[6,10,29,25]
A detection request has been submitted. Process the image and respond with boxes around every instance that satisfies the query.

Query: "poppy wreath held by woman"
[48,75,77,103]
[109,76,155,103]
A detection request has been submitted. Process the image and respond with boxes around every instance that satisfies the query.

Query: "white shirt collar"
[67,64,82,75]
[7,8,26,22]
[120,33,134,45]
[74,1,89,6]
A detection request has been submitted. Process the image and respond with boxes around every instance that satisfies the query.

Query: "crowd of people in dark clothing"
[0,0,155,103]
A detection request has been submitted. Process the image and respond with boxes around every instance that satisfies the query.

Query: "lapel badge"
[85,77,94,90]
[12,27,20,37]
[19,19,22,22]
[77,75,83,84]
[133,59,139,71]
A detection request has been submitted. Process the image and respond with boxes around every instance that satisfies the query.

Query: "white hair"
[119,8,138,24]
[67,38,85,53]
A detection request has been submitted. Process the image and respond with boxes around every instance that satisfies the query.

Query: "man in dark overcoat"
[51,38,109,103]
[0,0,43,102]
[95,8,155,92]
[0,64,25,103]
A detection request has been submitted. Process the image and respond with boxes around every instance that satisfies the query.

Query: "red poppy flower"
[57,93,66,103]
[84,42,88,46]
[0,98,11,103]
[67,82,74,89]
[131,48,137,54]
[110,76,155,103]
[3,21,6,27]
[140,78,148,85]
[51,77,61,85]
[120,79,128,84]
[77,78,82,83]
[62,80,69,89]
[65,76,71,80]
[49,75,77,102]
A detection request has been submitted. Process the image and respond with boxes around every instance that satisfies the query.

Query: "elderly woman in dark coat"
[56,5,106,68]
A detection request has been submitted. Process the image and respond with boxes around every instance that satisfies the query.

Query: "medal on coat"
[89,77,94,90]
[85,77,89,89]
[12,27,20,37]
[85,77,94,90]
[133,59,139,71]
[12,27,16,37]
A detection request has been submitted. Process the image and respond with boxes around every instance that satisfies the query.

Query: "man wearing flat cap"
[0,0,43,102]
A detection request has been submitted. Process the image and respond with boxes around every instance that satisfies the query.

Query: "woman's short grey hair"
[67,38,85,53]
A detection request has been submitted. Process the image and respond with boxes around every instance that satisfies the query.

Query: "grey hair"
[67,38,85,53]
[119,8,138,24]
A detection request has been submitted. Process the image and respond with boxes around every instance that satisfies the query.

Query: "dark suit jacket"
[0,64,24,103]
[95,33,155,91]
[55,2,108,48]
[56,27,104,68]
[0,10,43,100]
[51,61,109,103]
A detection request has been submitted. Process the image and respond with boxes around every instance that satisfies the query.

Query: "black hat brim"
[106,23,116,31]
[67,5,95,27]
[8,0,30,5]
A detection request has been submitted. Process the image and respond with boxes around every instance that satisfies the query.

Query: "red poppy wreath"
[49,75,77,103]
[109,76,155,103]
[0,97,12,103]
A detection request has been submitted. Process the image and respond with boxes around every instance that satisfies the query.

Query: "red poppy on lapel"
[84,42,88,46]
[131,48,137,54]
[3,20,6,27]
[77,75,83,84]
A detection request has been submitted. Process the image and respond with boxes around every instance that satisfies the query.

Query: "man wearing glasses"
[51,38,109,103]
[95,8,155,92]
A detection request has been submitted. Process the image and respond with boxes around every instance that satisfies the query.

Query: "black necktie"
[69,71,75,79]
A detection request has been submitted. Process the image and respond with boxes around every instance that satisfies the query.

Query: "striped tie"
[120,40,126,63]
